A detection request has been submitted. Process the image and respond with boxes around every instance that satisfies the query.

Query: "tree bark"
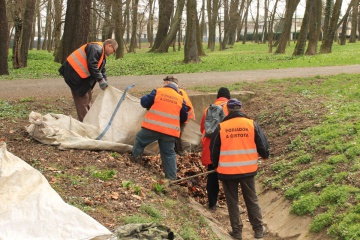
[349,0,359,42]
[293,0,311,55]
[155,0,185,52]
[42,0,51,50]
[147,0,155,48]
[184,0,200,63]
[227,0,240,46]
[36,0,41,50]
[254,0,260,43]
[53,0,62,55]
[274,0,300,54]
[261,0,268,43]
[124,0,131,45]
[207,0,219,51]
[113,0,125,58]
[236,0,246,42]
[58,0,91,63]
[305,0,322,55]
[268,0,279,53]
[320,0,343,53]
[149,0,174,52]
[220,0,230,50]
[0,0,9,75]
[129,0,139,52]
[242,0,251,44]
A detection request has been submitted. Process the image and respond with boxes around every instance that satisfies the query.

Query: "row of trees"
[0,0,358,76]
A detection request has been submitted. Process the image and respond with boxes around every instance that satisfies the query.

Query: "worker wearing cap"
[59,39,118,122]
[210,98,269,240]
[132,75,189,180]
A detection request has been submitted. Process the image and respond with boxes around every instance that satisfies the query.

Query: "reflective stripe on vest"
[179,89,195,121]
[142,87,183,137]
[217,118,258,175]
[67,42,105,78]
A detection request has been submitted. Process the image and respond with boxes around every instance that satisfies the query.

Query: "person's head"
[163,75,179,88]
[103,39,118,56]
[227,98,242,112]
[217,87,231,99]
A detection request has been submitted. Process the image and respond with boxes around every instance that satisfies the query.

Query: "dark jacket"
[210,111,270,180]
[59,43,107,97]
[141,84,189,125]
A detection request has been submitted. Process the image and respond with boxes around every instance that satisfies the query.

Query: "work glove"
[99,78,108,90]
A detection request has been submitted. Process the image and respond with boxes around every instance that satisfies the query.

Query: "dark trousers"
[71,89,92,122]
[222,176,263,234]
[206,164,219,208]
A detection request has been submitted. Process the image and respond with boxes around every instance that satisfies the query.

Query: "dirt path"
[1,64,360,100]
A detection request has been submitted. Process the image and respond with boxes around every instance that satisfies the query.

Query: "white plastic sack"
[0,141,113,240]
[26,86,158,154]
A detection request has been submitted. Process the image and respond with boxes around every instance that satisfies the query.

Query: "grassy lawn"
[1,41,360,80]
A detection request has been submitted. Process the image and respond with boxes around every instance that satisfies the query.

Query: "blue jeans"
[133,128,177,180]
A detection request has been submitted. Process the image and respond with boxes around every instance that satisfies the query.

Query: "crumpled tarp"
[0,141,113,240]
[25,86,201,154]
[113,222,183,240]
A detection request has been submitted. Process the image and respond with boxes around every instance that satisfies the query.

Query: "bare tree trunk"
[58,0,91,63]
[320,0,343,53]
[293,0,311,55]
[184,0,200,63]
[124,0,131,45]
[46,0,52,51]
[254,0,260,43]
[150,0,174,52]
[340,10,349,45]
[261,0,268,43]
[42,0,51,50]
[274,0,300,54]
[147,0,155,47]
[236,0,246,42]
[36,0,41,50]
[305,0,322,55]
[207,0,220,51]
[155,0,185,52]
[349,0,359,42]
[220,0,229,50]
[113,0,125,58]
[88,0,98,42]
[242,0,251,44]
[53,0,62,54]
[129,0,139,52]
[227,0,240,45]
[102,1,113,41]
[0,0,9,75]
[322,0,333,41]
[268,0,279,53]
[196,9,206,56]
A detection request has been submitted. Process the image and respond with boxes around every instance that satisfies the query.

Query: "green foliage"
[140,204,162,219]
[110,152,119,158]
[91,168,116,181]
[326,154,348,165]
[122,180,132,189]
[293,153,313,164]
[319,185,358,206]
[2,42,360,80]
[310,208,335,233]
[291,193,320,216]
[0,100,29,119]
[153,183,164,193]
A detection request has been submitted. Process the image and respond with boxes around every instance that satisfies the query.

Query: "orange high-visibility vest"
[67,42,105,78]
[217,117,259,175]
[142,87,184,137]
[179,89,195,121]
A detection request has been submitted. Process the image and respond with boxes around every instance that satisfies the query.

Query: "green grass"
[246,74,360,240]
[1,41,360,80]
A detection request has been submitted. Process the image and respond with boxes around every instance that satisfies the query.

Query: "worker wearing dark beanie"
[217,87,231,99]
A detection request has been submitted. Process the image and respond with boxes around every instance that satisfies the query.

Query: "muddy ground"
[2,66,356,239]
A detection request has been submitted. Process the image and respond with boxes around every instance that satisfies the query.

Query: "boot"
[228,231,242,240]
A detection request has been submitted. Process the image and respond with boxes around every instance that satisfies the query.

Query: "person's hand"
[99,78,108,90]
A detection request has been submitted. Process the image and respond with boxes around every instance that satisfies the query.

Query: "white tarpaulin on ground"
[0,141,113,240]
[26,86,201,154]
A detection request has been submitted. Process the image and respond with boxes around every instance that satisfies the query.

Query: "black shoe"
[254,226,266,239]
[209,205,217,211]
[228,231,242,240]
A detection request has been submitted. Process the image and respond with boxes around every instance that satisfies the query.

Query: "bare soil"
[1,66,357,239]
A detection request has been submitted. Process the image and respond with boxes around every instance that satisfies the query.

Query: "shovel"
[169,169,216,185]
